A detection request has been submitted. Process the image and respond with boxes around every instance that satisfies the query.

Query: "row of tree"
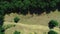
[0,0,60,15]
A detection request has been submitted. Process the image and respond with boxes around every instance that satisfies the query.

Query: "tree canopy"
[0,0,60,15]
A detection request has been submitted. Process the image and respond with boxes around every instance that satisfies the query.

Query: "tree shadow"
[34,8,44,15]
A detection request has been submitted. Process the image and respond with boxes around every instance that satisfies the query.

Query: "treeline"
[0,0,60,15]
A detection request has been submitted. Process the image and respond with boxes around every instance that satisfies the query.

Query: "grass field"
[4,22,60,34]
[4,10,60,26]
[4,10,60,34]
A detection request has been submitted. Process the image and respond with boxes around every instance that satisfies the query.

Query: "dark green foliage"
[0,0,60,15]
[0,27,5,34]
[48,20,58,29]
[14,31,20,34]
[0,15,5,34]
[14,17,20,23]
[14,1,24,8]
[0,15,4,26]
[48,30,58,34]
[0,10,5,15]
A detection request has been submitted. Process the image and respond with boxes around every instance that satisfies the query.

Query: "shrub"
[14,31,20,34]
[48,30,58,34]
[48,20,58,29]
[14,17,20,23]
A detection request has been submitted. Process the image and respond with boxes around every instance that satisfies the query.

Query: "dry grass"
[4,10,60,34]
[4,22,60,34]
[4,10,60,26]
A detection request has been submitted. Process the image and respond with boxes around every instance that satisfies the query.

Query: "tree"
[30,0,37,8]
[48,30,58,34]
[49,1,56,8]
[48,20,58,29]
[23,0,30,9]
[14,1,24,8]
[0,0,60,15]
[14,17,20,23]
[0,1,11,14]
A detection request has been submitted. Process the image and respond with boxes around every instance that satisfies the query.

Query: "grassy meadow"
[3,10,60,34]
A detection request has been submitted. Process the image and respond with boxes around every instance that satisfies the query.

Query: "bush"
[14,17,20,23]
[48,20,58,29]
[48,30,58,34]
[14,31,20,34]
